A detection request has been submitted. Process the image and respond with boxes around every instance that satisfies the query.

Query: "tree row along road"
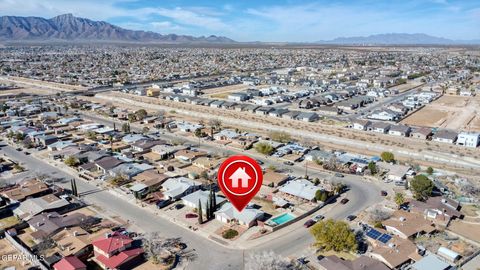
[92,92,480,172]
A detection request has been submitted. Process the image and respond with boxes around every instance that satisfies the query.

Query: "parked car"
[346,215,357,221]
[340,198,349,204]
[317,255,325,261]
[255,159,264,165]
[283,161,294,166]
[304,219,316,228]
[16,148,22,151]
[312,214,325,222]
[296,257,308,265]
[23,151,30,155]
[185,213,198,218]
[381,190,388,196]
[334,173,344,178]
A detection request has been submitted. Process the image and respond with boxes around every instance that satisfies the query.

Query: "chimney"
[73,231,78,237]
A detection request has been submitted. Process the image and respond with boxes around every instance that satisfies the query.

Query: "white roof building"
[279,179,323,201]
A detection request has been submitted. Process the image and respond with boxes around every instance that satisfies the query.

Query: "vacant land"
[203,83,251,98]
[402,95,480,131]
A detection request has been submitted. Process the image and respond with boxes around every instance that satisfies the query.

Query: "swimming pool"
[270,213,296,225]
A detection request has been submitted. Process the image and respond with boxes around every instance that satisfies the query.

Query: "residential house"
[279,179,323,202]
[263,169,289,187]
[352,119,372,131]
[433,130,458,144]
[389,124,412,137]
[369,235,420,269]
[383,210,436,239]
[296,112,319,122]
[28,212,88,243]
[411,254,452,270]
[53,256,87,270]
[228,92,249,102]
[456,132,479,148]
[182,190,226,214]
[409,197,462,227]
[52,226,92,258]
[317,255,390,270]
[92,232,143,270]
[215,203,264,227]
[371,122,391,134]
[13,194,71,220]
[151,144,185,160]
[1,178,50,202]
[161,177,202,200]
[174,149,207,163]
[95,156,124,175]
[377,162,413,182]
[410,127,433,140]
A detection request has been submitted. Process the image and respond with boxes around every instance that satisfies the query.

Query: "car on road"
[312,214,325,222]
[255,159,264,165]
[317,255,325,261]
[381,190,388,196]
[16,148,22,151]
[283,161,294,166]
[346,215,357,221]
[296,257,308,265]
[23,151,30,155]
[304,219,316,228]
[340,198,349,204]
[334,173,344,178]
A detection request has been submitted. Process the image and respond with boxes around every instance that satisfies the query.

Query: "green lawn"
[0,216,20,230]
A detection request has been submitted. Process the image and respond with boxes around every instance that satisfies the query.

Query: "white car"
[312,215,325,222]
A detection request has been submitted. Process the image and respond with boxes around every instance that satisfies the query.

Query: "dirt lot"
[0,238,34,269]
[401,95,480,131]
[202,84,251,98]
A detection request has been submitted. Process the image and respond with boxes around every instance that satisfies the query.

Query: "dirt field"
[401,95,480,131]
[202,84,251,98]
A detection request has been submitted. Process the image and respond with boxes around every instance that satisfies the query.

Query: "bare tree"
[142,232,195,265]
[245,251,298,270]
[368,208,392,222]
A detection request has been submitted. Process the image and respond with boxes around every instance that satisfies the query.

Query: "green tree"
[135,109,148,120]
[426,167,434,175]
[381,152,395,163]
[198,199,203,224]
[310,219,357,252]
[394,192,405,208]
[254,142,274,155]
[122,123,130,133]
[315,190,329,202]
[86,131,97,140]
[194,128,203,138]
[410,175,434,201]
[64,156,79,167]
[368,161,377,175]
[268,131,291,143]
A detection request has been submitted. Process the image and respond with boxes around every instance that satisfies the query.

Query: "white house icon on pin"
[228,167,251,188]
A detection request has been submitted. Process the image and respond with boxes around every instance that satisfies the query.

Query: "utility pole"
[305,160,308,178]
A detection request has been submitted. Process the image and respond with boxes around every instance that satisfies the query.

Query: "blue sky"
[0,0,479,41]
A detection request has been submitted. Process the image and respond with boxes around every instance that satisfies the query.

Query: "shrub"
[222,229,239,239]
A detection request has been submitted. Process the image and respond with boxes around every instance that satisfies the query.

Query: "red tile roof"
[92,232,134,254]
[96,247,143,269]
[53,256,86,270]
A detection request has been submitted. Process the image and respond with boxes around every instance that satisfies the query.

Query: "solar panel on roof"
[366,229,381,239]
[378,234,392,243]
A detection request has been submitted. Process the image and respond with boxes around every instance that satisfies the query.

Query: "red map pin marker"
[217,155,263,212]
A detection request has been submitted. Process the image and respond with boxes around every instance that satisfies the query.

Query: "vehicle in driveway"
[340,198,349,204]
[346,215,357,221]
[304,219,316,228]
[312,214,325,222]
